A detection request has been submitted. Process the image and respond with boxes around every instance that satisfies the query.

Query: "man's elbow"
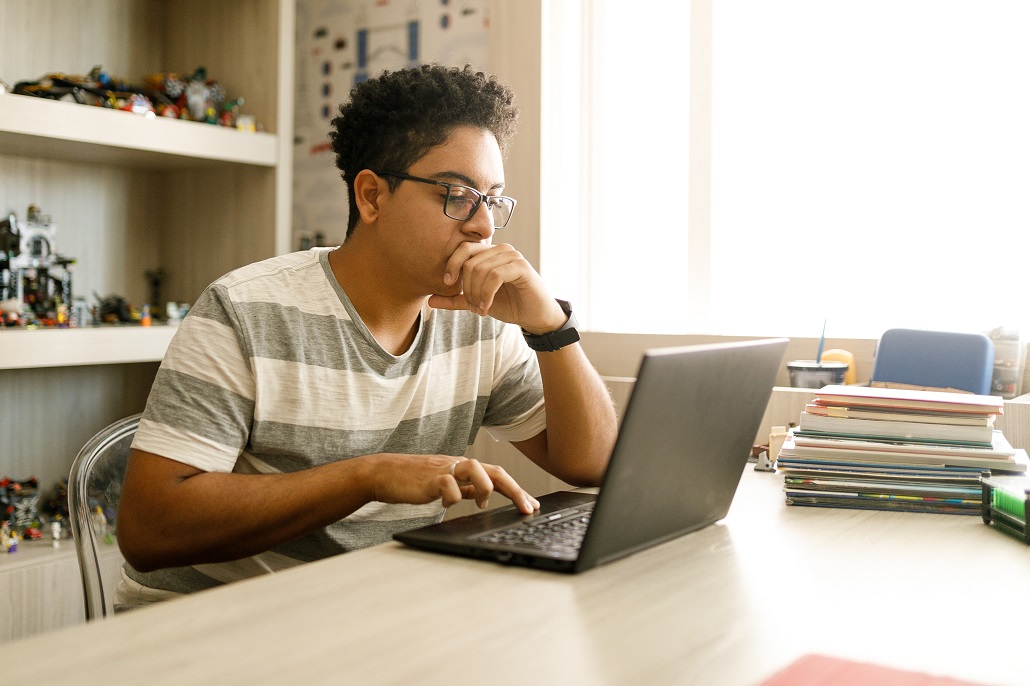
[560,453,611,488]
[116,515,166,573]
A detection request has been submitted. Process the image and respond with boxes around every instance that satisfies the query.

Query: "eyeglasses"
[377,171,517,229]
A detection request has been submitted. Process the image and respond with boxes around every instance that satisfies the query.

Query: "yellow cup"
[819,349,856,385]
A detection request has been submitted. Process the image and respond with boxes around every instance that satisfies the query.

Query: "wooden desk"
[6,469,1029,685]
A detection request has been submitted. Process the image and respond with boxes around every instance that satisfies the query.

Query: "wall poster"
[293,0,491,248]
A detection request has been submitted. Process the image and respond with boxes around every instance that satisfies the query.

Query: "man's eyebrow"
[429,170,505,192]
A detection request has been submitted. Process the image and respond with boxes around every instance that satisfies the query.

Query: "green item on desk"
[980,475,1030,543]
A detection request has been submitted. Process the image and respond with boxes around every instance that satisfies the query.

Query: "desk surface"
[7,469,1030,685]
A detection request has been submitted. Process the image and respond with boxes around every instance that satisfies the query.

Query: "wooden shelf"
[0,324,177,370]
[0,93,278,169]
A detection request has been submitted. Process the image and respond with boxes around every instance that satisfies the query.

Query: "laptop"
[394,337,789,573]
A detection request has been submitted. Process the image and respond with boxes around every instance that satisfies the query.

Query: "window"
[542,1,1030,339]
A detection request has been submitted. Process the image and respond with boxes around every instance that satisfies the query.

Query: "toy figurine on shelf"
[13,63,252,128]
[220,98,244,128]
[13,65,155,114]
[42,480,70,521]
[1,476,42,540]
[143,66,249,127]
[94,292,133,323]
[1,521,18,554]
[0,205,77,327]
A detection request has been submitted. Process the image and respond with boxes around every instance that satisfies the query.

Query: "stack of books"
[777,385,1028,514]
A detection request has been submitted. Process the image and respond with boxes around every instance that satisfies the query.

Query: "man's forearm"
[534,344,618,485]
[118,452,376,572]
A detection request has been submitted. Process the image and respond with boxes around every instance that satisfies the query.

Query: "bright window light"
[542,1,1030,339]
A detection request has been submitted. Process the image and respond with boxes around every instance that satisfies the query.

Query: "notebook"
[394,337,789,573]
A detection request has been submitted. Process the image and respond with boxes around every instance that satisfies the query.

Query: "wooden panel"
[0,0,161,81]
[0,539,124,641]
[487,0,542,268]
[0,550,83,640]
[162,0,282,133]
[0,363,157,489]
[158,165,278,303]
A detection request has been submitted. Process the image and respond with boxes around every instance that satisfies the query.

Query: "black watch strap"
[522,299,580,352]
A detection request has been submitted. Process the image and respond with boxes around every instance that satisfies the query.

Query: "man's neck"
[327,241,425,355]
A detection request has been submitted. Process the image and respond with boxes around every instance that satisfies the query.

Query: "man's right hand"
[365,454,540,514]
[118,448,540,573]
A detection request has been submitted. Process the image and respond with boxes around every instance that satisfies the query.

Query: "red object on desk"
[761,654,987,686]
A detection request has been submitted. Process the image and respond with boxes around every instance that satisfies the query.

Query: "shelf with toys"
[0,0,295,640]
[0,92,279,169]
[0,323,178,370]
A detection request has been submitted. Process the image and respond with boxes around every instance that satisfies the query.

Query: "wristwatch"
[522,299,580,352]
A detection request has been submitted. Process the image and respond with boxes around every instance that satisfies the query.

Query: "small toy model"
[13,65,147,110]
[0,205,77,326]
[144,67,245,126]
[1,477,42,537]
[13,64,251,128]
[94,292,133,323]
[1,522,18,554]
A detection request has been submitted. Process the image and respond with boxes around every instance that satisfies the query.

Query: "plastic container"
[787,360,848,389]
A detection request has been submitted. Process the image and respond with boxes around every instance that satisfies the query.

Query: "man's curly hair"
[329,64,519,236]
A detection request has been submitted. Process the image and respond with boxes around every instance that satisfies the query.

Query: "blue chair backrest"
[871,328,994,395]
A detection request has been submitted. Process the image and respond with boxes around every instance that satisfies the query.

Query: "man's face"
[375,126,506,298]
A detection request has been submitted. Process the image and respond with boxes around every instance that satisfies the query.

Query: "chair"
[68,413,141,620]
[870,328,994,395]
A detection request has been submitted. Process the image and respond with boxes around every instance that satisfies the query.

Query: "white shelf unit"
[0,0,295,640]
[0,93,279,169]
[0,325,179,370]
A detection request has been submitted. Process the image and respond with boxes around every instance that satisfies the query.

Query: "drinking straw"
[816,319,826,363]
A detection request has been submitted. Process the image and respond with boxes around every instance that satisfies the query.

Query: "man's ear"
[353,169,386,225]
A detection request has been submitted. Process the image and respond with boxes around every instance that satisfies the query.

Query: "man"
[116,64,617,608]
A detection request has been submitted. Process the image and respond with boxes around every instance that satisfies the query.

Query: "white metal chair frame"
[67,413,141,620]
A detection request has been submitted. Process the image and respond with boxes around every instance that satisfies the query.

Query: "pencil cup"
[787,360,848,389]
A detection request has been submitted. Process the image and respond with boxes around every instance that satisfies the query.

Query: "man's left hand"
[429,242,567,333]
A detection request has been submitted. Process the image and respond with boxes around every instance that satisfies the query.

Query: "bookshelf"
[0,0,295,640]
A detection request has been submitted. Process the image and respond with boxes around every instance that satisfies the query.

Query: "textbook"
[777,386,1023,514]
[774,459,988,484]
[811,385,1004,416]
[789,434,1025,472]
[784,492,981,514]
[796,410,995,446]
[802,403,996,427]
[777,448,1011,515]
[782,479,982,514]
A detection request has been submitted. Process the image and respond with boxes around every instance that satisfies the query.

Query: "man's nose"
[463,200,495,241]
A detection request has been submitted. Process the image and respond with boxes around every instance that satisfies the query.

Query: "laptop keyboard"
[474,504,594,556]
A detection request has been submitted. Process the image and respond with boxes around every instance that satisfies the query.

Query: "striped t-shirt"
[125,248,545,595]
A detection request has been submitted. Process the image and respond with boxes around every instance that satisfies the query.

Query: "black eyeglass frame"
[377,170,517,229]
